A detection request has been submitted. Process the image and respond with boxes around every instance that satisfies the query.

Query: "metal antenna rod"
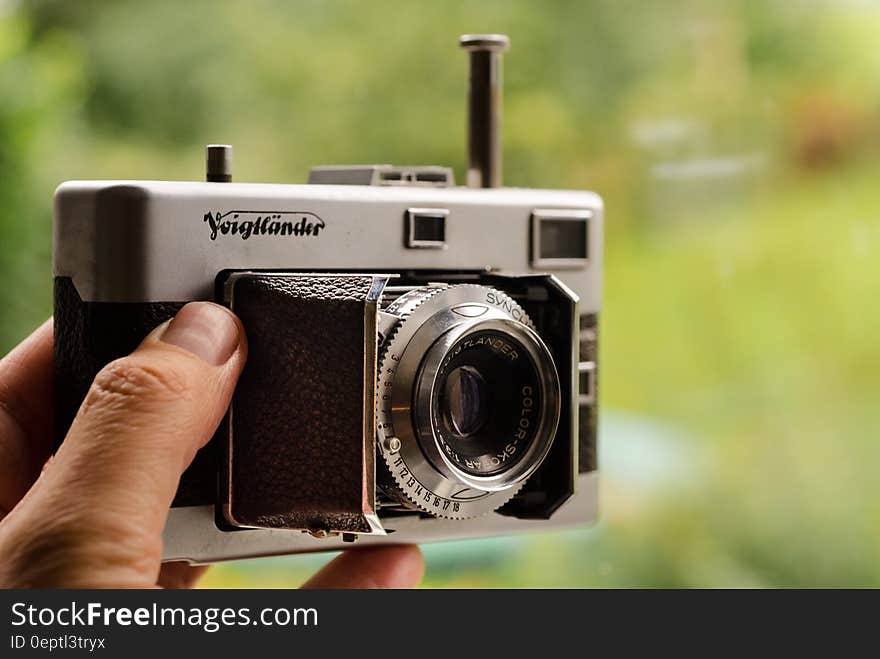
[459,34,510,188]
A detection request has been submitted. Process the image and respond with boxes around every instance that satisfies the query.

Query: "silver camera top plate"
[53,180,603,312]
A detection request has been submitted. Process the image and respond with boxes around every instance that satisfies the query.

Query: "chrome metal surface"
[308,164,455,187]
[405,207,449,249]
[530,208,593,270]
[53,181,603,310]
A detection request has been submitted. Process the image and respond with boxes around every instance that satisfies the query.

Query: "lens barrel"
[415,320,559,490]
[376,284,561,518]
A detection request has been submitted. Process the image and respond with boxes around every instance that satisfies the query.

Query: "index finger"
[0,318,54,518]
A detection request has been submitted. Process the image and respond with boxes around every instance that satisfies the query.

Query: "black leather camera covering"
[222,272,384,534]
[53,277,216,506]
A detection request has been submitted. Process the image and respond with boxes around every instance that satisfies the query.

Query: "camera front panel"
[52,181,602,562]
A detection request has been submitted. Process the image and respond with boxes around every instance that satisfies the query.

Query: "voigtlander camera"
[52,35,603,563]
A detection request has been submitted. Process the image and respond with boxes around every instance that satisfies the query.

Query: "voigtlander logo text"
[203,210,325,240]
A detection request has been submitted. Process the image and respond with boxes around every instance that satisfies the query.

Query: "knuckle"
[87,358,191,409]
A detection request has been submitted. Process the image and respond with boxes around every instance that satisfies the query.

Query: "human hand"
[0,303,423,588]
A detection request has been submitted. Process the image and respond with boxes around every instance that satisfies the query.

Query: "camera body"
[52,35,602,563]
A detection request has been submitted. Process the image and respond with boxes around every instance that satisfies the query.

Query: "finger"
[0,319,54,518]
[157,562,210,589]
[0,302,246,588]
[301,545,424,589]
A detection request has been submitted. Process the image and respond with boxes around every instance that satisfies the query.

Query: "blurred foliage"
[2,0,879,586]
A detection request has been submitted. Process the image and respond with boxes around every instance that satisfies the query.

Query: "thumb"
[0,302,246,587]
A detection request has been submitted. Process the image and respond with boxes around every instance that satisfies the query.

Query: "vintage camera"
[52,35,602,563]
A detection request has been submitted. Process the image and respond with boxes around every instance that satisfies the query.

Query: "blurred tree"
[0,4,84,348]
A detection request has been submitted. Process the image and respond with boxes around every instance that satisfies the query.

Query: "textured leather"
[53,277,214,506]
[224,273,379,533]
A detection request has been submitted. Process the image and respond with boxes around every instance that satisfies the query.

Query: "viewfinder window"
[531,209,592,268]
[406,208,448,249]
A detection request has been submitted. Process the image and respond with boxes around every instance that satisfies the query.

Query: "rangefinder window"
[406,208,448,248]
[531,209,592,269]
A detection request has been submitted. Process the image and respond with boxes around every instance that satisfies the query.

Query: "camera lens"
[442,365,490,437]
[412,316,560,493]
[432,330,544,478]
[377,284,562,517]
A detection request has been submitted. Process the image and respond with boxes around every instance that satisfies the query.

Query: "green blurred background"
[2,0,879,587]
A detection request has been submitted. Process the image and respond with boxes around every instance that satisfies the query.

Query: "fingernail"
[160,302,240,365]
